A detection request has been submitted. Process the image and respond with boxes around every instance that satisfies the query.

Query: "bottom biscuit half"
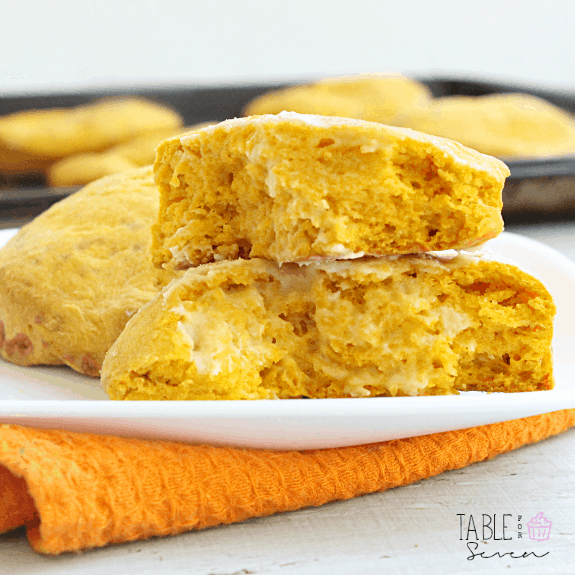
[101,255,555,400]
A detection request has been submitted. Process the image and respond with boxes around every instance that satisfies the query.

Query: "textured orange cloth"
[0,410,573,555]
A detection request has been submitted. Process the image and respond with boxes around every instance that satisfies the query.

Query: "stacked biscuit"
[99,113,556,400]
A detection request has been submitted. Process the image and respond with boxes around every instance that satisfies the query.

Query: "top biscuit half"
[152,113,509,269]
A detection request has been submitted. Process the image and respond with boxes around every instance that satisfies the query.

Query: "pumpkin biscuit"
[0,97,182,176]
[152,113,509,269]
[0,166,178,376]
[243,73,432,126]
[101,254,555,400]
[402,93,575,158]
[48,123,216,187]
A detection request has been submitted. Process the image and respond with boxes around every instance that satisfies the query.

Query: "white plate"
[0,228,574,450]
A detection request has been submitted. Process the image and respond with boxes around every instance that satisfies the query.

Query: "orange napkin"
[0,409,573,555]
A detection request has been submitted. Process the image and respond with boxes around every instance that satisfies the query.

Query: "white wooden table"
[0,222,574,575]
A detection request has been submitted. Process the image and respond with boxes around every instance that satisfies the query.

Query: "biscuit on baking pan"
[402,93,575,158]
[47,123,216,187]
[101,254,555,400]
[0,97,183,162]
[152,112,509,269]
[243,73,432,126]
[47,153,137,187]
[0,166,178,376]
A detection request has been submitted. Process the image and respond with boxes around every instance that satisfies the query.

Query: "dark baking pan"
[501,157,575,223]
[1,77,574,228]
[0,185,80,229]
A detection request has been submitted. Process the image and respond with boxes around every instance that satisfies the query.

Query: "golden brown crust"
[152,113,508,269]
[0,166,179,376]
[101,254,555,400]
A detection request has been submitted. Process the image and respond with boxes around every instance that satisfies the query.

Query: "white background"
[1,0,574,93]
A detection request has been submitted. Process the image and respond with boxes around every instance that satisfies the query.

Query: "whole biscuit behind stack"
[0,166,178,376]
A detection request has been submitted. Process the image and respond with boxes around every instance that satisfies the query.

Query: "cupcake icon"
[527,512,552,541]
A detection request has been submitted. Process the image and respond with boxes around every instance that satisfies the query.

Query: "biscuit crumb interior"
[152,115,506,269]
[102,257,554,400]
